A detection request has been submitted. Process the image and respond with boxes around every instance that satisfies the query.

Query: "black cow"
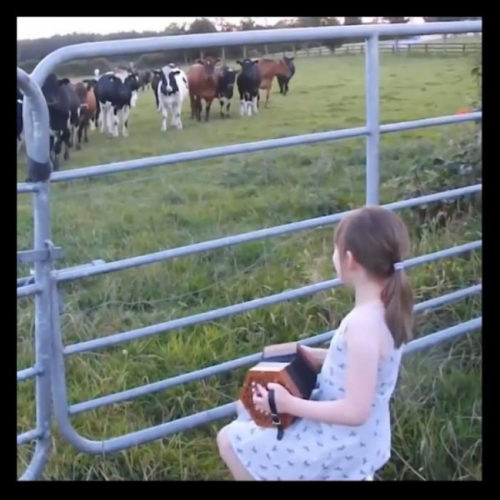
[138,70,152,91]
[236,59,261,117]
[277,56,295,96]
[151,69,161,109]
[17,89,23,152]
[41,74,80,170]
[216,66,236,118]
[94,70,139,137]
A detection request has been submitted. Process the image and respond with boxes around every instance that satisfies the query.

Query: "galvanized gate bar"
[365,34,380,204]
[16,112,479,188]
[17,283,42,298]
[54,184,481,283]
[17,69,53,481]
[63,240,481,356]
[18,68,51,183]
[381,113,481,133]
[68,284,481,416]
[38,126,369,183]
[17,366,43,382]
[18,428,44,446]
[404,317,482,354]
[17,247,63,264]
[17,183,39,193]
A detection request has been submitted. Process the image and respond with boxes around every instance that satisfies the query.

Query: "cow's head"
[283,56,295,71]
[236,59,259,73]
[160,69,180,96]
[196,57,221,76]
[82,78,97,91]
[223,67,237,86]
[41,74,69,106]
[275,59,293,78]
[124,73,140,107]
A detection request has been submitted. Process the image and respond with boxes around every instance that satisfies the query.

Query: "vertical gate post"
[365,35,381,205]
[17,68,54,480]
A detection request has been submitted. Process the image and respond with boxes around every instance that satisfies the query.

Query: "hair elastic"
[394,262,404,272]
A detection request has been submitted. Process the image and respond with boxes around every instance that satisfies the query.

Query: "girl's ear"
[345,250,357,271]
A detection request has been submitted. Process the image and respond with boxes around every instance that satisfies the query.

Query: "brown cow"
[74,80,97,149]
[187,57,221,122]
[257,58,292,108]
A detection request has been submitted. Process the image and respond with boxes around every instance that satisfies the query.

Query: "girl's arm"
[298,345,328,371]
[256,315,380,427]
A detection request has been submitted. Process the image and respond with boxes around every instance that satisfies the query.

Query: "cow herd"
[17,56,296,172]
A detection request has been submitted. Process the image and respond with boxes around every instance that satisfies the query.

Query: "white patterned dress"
[225,308,404,480]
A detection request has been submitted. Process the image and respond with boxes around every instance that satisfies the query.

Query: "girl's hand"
[252,382,292,415]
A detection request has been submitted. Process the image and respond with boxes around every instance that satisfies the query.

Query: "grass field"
[17,52,482,480]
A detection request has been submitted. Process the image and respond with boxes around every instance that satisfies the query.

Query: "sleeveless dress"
[225,306,404,480]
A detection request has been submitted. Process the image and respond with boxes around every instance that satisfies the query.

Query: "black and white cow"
[153,65,189,132]
[277,56,295,96]
[94,69,139,137]
[216,66,236,118]
[236,59,261,117]
[17,89,23,153]
[41,74,80,170]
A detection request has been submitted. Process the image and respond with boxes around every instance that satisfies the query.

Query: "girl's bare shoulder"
[345,303,390,339]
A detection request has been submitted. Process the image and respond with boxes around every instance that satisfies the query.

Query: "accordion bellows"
[239,342,318,429]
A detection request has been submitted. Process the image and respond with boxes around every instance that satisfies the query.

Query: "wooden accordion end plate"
[239,342,317,429]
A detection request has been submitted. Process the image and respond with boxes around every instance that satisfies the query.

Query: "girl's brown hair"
[334,206,414,347]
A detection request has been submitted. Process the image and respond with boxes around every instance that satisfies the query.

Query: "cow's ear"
[58,78,70,86]
[252,60,259,65]
[288,57,294,61]
[196,59,203,64]
[236,60,242,65]
[172,71,181,75]
[214,58,221,64]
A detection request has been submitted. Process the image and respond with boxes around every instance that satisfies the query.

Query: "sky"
[17,17,426,41]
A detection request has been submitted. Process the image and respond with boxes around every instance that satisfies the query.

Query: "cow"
[17,89,23,153]
[41,73,80,170]
[187,57,221,122]
[94,69,139,137]
[257,58,293,107]
[138,70,152,91]
[82,78,99,129]
[236,59,261,117]
[216,66,236,118]
[74,80,97,148]
[277,56,295,96]
[151,65,172,110]
[153,65,189,132]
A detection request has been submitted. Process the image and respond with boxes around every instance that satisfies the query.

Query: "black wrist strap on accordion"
[268,389,284,441]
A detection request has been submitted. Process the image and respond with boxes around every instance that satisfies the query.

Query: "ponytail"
[381,269,414,348]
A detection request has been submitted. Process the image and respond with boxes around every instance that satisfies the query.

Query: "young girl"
[217,206,414,481]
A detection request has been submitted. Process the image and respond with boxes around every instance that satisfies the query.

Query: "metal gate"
[17,20,482,480]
